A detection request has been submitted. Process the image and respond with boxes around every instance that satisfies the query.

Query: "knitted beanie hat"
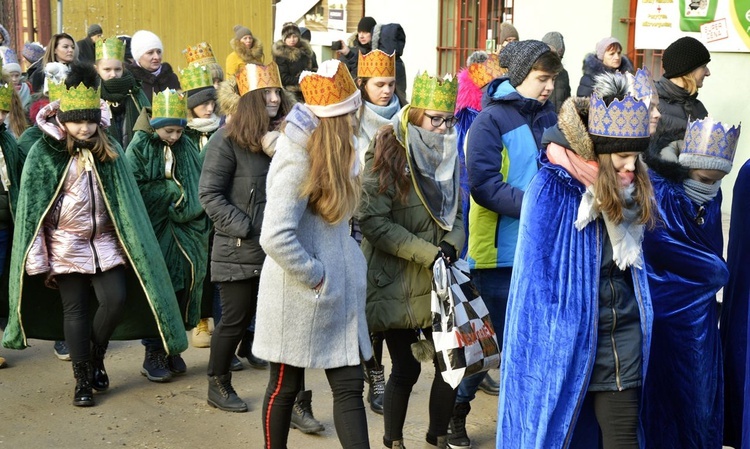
[503,40,551,87]
[87,24,103,37]
[282,22,301,40]
[131,30,163,63]
[358,16,377,33]
[541,31,565,58]
[499,22,519,43]
[595,37,620,60]
[662,36,711,79]
[234,25,253,41]
[22,42,45,63]
[187,86,216,110]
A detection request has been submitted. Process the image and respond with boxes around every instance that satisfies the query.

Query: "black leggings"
[382,328,456,447]
[591,388,641,449]
[263,363,369,449]
[57,267,127,362]
[207,278,259,376]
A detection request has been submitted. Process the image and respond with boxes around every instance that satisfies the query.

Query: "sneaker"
[54,341,71,361]
[447,402,472,449]
[141,349,172,382]
[167,354,187,375]
[191,318,212,348]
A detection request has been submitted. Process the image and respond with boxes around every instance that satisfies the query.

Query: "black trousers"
[590,388,641,449]
[57,266,127,363]
[263,363,369,449]
[207,278,259,376]
[382,328,456,446]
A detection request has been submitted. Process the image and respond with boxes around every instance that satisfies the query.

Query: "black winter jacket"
[340,23,407,94]
[576,53,634,97]
[198,128,270,282]
[272,40,317,101]
[654,76,708,134]
[549,67,571,113]
[126,62,181,104]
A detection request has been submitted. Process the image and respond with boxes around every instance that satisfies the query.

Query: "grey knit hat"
[187,86,217,110]
[499,22,519,43]
[234,25,252,41]
[502,40,551,87]
[541,31,565,58]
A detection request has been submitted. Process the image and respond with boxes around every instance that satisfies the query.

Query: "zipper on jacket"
[608,263,622,391]
[237,188,256,248]
[87,171,101,271]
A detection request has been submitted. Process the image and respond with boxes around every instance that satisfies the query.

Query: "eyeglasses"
[424,113,458,129]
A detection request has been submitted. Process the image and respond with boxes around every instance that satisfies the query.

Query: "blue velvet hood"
[497,161,652,449]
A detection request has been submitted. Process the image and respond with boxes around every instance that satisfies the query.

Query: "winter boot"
[447,402,472,448]
[191,318,212,348]
[367,366,385,415]
[477,371,499,396]
[207,373,248,412]
[72,361,94,407]
[238,332,267,369]
[290,389,325,433]
[141,348,172,382]
[91,343,109,391]
[167,353,187,375]
[424,435,448,449]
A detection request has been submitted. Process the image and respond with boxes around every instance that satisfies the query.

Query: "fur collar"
[456,68,484,113]
[557,97,595,160]
[581,53,634,77]
[272,39,314,62]
[346,32,373,53]
[643,120,690,183]
[230,38,264,64]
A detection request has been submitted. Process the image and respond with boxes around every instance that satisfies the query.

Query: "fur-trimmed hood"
[542,96,595,160]
[456,68,484,113]
[272,39,314,62]
[581,52,634,78]
[230,38,265,65]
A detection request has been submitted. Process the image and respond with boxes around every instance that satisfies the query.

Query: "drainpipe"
[57,0,63,33]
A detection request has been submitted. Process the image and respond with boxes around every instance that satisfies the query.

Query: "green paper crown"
[152,89,187,120]
[0,83,12,111]
[48,79,66,102]
[96,37,126,61]
[411,72,458,113]
[179,65,213,92]
[60,83,100,112]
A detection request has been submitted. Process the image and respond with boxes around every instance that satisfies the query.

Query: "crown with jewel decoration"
[152,89,187,119]
[468,53,505,88]
[60,83,101,112]
[95,37,125,61]
[588,93,650,138]
[357,50,396,78]
[411,72,458,113]
[179,64,213,92]
[0,83,12,111]
[299,59,361,118]
[182,42,218,67]
[680,117,741,174]
[236,62,282,96]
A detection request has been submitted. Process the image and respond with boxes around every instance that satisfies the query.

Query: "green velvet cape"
[1,134,189,354]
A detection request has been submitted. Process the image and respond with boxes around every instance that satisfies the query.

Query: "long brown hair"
[4,88,29,137]
[226,88,293,152]
[357,77,407,107]
[371,106,425,204]
[299,114,359,224]
[594,153,656,227]
[64,125,119,163]
[42,33,75,65]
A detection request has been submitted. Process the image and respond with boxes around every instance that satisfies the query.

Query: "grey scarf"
[683,178,721,205]
[405,123,459,231]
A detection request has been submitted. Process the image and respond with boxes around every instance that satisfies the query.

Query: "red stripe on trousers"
[265,363,286,449]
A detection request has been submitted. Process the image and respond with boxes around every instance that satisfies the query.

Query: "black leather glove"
[439,241,457,265]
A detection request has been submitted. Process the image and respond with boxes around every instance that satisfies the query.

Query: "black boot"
[367,365,385,415]
[91,343,109,392]
[238,332,268,369]
[72,361,94,407]
[207,373,248,413]
[447,402,471,448]
[290,390,325,433]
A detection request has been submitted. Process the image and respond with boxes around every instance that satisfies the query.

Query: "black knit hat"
[358,16,376,33]
[58,62,102,124]
[187,86,217,110]
[502,40,551,87]
[591,135,650,155]
[662,36,711,79]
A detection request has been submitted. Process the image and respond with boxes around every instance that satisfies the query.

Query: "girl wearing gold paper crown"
[94,36,149,149]
[179,64,219,151]
[358,71,464,449]
[1,63,188,406]
[199,61,293,413]
[126,88,210,383]
[497,72,656,449]
[640,116,740,446]
[253,59,371,449]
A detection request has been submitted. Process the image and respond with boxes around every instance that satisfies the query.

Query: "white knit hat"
[131,30,163,63]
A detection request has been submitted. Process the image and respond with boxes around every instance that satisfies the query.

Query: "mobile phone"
[331,41,343,51]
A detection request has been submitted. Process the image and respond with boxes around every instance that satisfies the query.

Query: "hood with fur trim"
[456,68,484,113]
[230,38,264,65]
[581,52,634,78]
[542,96,594,160]
[272,39,314,62]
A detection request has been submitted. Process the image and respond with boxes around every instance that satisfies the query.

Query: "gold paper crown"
[179,65,213,92]
[0,83,12,111]
[60,83,101,112]
[95,37,125,61]
[48,79,66,102]
[152,89,188,120]
[357,50,396,78]
[183,42,218,67]
[411,72,458,113]
[468,54,505,88]
[299,60,358,107]
[236,62,282,96]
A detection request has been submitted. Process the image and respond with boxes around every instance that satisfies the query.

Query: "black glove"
[439,241,457,265]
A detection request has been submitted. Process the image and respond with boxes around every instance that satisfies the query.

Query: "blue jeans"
[455,266,512,404]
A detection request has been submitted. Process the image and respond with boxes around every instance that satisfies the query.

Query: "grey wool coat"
[252,131,373,369]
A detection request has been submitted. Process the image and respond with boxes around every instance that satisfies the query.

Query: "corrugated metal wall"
[51,0,273,75]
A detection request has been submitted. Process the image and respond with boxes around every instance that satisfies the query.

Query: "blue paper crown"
[630,66,655,101]
[588,94,650,138]
[682,117,741,163]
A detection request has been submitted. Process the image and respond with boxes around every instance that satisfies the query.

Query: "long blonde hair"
[594,153,656,227]
[299,114,360,224]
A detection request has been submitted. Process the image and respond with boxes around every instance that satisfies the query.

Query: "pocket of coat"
[370,258,398,288]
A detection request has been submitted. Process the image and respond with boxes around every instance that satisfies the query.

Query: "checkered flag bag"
[431,258,500,389]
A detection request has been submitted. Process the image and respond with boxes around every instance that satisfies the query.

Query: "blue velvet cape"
[497,162,653,449]
[641,172,726,449]
[720,159,750,448]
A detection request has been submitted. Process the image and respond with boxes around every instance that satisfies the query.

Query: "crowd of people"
[0,16,747,449]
